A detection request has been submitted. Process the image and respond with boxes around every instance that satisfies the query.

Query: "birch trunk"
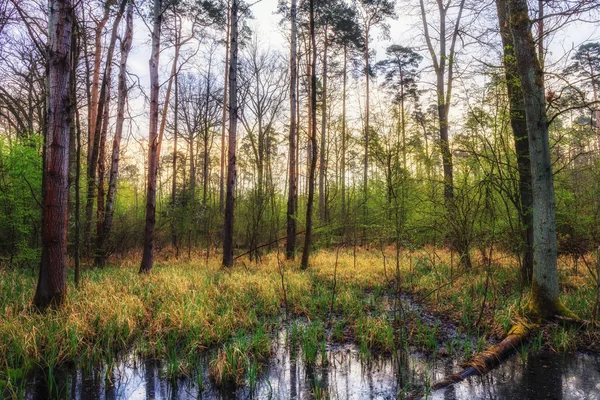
[140,0,162,273]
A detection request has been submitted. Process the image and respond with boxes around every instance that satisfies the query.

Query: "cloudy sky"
[120,0,600,159]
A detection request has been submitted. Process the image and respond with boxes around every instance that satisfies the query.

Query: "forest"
[1,0,600,398]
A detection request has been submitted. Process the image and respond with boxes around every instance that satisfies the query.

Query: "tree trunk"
[507,0,565,318]
[318,31,327,222]
[140,0,162,274]
[202,57,213,205]
[363,31,370,229]
[301,0,317,270]
[171,59,178,252]
[86,0,127,258]
[155,16,182,160]
[496,0,534,284]
[419,0,465,207]
[222,0,238,267]
[98,0,133,266]
[341,45,347,225]
[69,14,81,286]
[219,2,231,213]
[286,0,298,260]
[87,1,112,163]
[34,0,73,309]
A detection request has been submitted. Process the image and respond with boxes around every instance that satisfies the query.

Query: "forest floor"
[0,246,599,395]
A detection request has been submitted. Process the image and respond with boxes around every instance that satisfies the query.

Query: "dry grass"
[0,245,597,387]
[0,249,386,376]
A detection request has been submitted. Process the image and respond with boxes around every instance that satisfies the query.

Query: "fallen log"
[430,322,533,391]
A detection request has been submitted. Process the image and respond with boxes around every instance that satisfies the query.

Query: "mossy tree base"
[525,281,579,322]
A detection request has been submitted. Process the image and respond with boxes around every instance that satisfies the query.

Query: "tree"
[222,0,239,267]
[140,0,163,274]
[418,0,466,206]
[316,0,363,223]
[505,0,575,318]
[91,0,128,265]
[376,45,422,172]
[566,42,600,137]
[140,0,223,272]
[85,0,126,257]
[356,0,395,227]
[97,0,133,266]
[239,40,287,259]
[286,0,298,259]
[300,0,317,270]
[496,0,533,283]
[34,0,73,309]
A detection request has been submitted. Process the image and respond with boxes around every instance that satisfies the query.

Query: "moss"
[525,281,579,321]
[507,322,532,337]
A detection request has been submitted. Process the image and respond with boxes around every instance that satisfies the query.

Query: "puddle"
[23,326,457,399]
[430,351,600,400]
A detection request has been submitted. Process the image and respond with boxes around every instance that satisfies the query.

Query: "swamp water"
[19,297,600,399]
[23,331,600,400]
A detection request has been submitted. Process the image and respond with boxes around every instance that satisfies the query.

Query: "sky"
[119,0,600,162]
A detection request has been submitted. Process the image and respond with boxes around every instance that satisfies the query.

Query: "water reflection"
[431,352,600,400]
[23,332,600,400]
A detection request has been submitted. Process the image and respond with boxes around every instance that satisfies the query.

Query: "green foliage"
[0,136,42,268]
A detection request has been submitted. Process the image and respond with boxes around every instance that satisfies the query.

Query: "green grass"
[0,250,387,392]
[0,246,598,396]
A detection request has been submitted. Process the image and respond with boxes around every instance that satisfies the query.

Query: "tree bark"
[34,0,73,309]
[301,0,318,270]
[419,0,465,206]
[286,0,298,260]
[222,0,238,267]
[86,0,127,258]
[318,31,328,222]
[363,29,370,226]
[219,1,231,213]
[507,0,563,318]
[98,0,133,266]
[87,0,112,163]
[496,0,534,284]
[341,45,347,225]
[171,57,178,252]
[140,0,162,274]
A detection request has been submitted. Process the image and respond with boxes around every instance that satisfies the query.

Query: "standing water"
[23,327,600,399]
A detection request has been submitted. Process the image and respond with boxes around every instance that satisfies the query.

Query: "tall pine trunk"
[341,45,347,225]
[219,2,231,213]
[171,61,179,252]
[301,0,318,270]
[318,32,328,222]
[35,0,73,309]
[363,31,370,232]
[222,0,239,267]
[286,0,298,260]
